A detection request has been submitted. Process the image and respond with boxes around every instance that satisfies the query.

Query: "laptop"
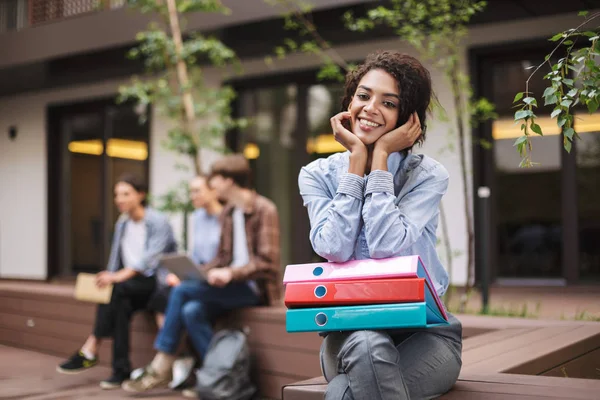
[160,253,206,281]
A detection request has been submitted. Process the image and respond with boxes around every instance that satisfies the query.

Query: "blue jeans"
[154,280,259,360]
[321,314,463,400]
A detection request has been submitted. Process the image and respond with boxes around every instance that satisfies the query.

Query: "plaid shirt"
[204,192,282,306]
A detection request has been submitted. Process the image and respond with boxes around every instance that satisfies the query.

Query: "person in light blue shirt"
[299,51,462,400]
[143,176,222,326]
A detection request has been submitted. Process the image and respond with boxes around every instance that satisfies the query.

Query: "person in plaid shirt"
[123,154,282,393]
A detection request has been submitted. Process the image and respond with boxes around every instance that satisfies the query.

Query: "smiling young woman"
[298,51,462,399]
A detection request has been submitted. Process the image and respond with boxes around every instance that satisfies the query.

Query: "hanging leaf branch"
[513,10,600,167]
[263,0,351,82]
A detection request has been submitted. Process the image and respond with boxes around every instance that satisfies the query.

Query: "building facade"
[0,0,598,286]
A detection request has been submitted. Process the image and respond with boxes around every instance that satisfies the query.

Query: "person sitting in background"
[56,173,177,390]
[122,154,282,393]
[145,175,224,325]
[133,174,224,387]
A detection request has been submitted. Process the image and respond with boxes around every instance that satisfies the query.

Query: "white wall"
[0,10,591,282]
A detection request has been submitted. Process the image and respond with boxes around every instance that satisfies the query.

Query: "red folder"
[284,278,425,308]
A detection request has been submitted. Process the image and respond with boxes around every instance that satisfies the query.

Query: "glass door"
[48,99,150,278]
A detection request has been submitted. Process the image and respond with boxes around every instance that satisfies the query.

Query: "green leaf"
[531,123,543,135]
[513,92,524,103]
[551,109,562,118]
[523,97,538,106]
[588,99,599,113]
[543,87,557,97]
[558,117,567,128]
[563,40,574,46]
[562,78,574,86]
[564,127,575,140]
[549,33,564,42]
[561,99,574,107]
[567,88,578,97]
[514,110,532,120]
[513,136,528,146]
[545,94,558,106]
[564,139,572,153]
[578,11,589,17]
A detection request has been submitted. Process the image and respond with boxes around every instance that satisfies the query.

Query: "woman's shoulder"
[405,153,449,180]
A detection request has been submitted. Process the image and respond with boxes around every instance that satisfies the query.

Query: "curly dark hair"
[341,50,434,150]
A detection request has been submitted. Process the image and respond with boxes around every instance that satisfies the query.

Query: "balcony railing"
[0,0,124,33]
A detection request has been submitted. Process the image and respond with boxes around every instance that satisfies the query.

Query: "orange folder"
[284,278,425,308]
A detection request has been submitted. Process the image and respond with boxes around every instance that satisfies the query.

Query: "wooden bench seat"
[2,281,599,399]
[283,373,600,399]
[0,281,322,399]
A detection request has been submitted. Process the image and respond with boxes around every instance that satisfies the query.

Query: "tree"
[513,11,600,166]
[118,0,247,248]
[266,0,495,308]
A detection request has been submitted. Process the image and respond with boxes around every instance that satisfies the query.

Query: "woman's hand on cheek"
[331,112,367,156]
[374,112,422,156]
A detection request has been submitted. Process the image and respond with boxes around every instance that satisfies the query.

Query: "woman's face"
[348,69,400,146]
[189,177,216,209]
[114,182,145,214]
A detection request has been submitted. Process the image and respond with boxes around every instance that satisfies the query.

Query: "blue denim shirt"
[107,207,177,278]
[191,208,221,265]
[298,151,450,297]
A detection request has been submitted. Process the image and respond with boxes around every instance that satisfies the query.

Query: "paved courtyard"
[0,345,184,400]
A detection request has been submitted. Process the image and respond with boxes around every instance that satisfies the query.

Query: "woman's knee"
[339,330,397,370]
[325,374,353,400]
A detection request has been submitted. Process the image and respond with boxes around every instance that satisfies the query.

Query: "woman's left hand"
[373,112,422,155]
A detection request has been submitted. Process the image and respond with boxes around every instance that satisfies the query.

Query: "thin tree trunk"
[439,201,454,303]
[165,0,201,175]
[449,64,475,310]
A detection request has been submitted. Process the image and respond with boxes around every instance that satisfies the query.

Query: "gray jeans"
[320,313,462,400]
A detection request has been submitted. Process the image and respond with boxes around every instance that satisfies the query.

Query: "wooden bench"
[2,281,600,399]
[0,281,322,398]
[283,373,600,399]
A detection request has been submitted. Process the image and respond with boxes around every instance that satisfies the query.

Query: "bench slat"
[464,325,600,374]
[462,328,534,351]
[462,326,576,367]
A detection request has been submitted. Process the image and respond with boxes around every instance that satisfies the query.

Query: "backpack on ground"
[194,329,256,400]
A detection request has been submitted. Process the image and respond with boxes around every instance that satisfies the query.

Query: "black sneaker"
[100,373,129,390]
[56,351,98,374]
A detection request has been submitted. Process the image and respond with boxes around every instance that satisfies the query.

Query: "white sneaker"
[169,356,196,389]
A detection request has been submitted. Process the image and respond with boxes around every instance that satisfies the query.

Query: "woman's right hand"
[330,112,367,155]
[165,273,181,287]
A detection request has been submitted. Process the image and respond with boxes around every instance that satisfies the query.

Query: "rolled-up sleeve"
[299,167,364,262]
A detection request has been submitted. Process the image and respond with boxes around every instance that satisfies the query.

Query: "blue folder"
[286,302,447,333]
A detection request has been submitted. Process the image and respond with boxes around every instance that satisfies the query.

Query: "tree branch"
[279,0,349,69]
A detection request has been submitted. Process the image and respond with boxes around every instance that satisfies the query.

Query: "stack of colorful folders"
[283,255,449,333]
